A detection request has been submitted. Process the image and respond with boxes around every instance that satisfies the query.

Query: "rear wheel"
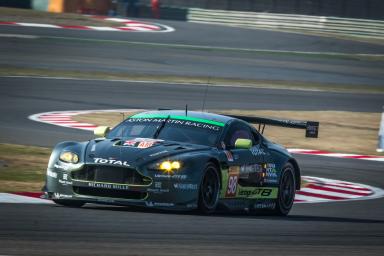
[273,163,296,216]
[198,163,220,214]
[53,199,85,208]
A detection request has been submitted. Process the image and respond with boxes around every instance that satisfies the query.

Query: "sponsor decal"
[224,150,234,162]
[250,146,266,156]
[137,141,157,149]
[154,181,162,188]
[62,173,68,180]
[265,163,278,183]
[147,188,170,193]
[88,182,130,190]
[145,201,174,207]
[154,174,187,180]
[91,144,96,152]
[237,187,278,199]
[58,179,72,186]
[97,198,115,203]
[266,164,277,174]
[54,164,71,171]
[173,183,198,190]
[149,150,168,157]
[94,157,130,167]
[53,193,72,199]
[187,203,198,208]
[226,166,240,197]
[240,164,263,176]
[127,118,221,131]
[47,169,57,178]
[264,178,278,184]
[123,138,163,149]
[254,201,276,209]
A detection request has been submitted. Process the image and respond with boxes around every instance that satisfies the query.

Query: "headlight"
[157,160,182,173]
[59,151,79,164]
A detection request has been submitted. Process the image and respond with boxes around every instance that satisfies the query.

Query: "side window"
[224,122,255,149]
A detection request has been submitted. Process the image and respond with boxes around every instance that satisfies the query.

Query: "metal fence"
[188,8,384,39]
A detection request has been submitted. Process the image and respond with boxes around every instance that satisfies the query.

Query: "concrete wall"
[143,0,384,20]
[1,0,383,20]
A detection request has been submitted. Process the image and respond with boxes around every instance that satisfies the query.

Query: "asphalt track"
[0,19,384,255]
[1,20,384,87]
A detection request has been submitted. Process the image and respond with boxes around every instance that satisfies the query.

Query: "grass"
[0,143,51,192]
[0,7,121,26]
[1,66,384,94]
[72,110,383,156]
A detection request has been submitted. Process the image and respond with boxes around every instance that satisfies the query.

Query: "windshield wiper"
[153,115,170,139]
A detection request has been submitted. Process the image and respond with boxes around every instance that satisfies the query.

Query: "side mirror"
[94,126,111,138]
[235,138,252,149]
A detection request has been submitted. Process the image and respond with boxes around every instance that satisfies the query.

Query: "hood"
[85,138,210,167]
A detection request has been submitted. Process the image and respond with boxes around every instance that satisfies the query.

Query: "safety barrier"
[378,107,384,153]
[188,8,384,40]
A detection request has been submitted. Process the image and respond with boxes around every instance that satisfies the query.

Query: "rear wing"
[228,115,319,138]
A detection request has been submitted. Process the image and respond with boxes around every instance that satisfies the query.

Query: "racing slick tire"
[273,163,296,216]
[53,199,85,208]
[198,163,220,214]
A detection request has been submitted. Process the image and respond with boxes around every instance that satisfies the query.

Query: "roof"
[130,110,234,127]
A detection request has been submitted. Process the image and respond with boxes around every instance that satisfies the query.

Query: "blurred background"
[1,0,383,20]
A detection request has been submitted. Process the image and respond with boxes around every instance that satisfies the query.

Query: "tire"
[198,163,220,214]
[273,163,296,216]
[53,199,85,208]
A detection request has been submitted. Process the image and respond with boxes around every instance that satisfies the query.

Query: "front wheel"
[53,199,85,208]
[273,163,296,216]
[198,163,220,214]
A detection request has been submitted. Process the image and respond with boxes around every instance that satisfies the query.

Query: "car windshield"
[107,117,223,147]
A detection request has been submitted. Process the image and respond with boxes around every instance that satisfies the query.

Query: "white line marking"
[16,23,60,28]
[87,26,120,31]
[0,33,39,39]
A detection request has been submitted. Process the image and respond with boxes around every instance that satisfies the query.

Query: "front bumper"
[45,163,200,210]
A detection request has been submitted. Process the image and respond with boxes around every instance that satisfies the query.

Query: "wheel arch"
[287,158,301,190]
[207,158,222,188]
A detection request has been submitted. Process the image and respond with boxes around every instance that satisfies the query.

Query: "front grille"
[73,186,147,200]
[71,166,151,185]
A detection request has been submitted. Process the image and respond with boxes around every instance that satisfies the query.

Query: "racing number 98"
[226,175,238,196]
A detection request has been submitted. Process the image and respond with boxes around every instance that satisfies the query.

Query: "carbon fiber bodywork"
[45,110,300,212]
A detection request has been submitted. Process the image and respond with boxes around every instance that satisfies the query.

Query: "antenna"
[119,112,125,159]
[185,104,188,116]
[202,77,211,112]
[120,112,125,139]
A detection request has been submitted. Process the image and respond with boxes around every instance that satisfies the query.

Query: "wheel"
[198,163,220,214]
[53,199,85,208]
[273,163,296,216]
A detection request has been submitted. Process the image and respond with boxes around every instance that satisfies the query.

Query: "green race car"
[45,110,318,215]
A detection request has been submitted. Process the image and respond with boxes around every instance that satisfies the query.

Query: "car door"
[220,121,265,198]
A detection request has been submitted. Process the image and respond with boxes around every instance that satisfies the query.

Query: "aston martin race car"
[45,110,319,215]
